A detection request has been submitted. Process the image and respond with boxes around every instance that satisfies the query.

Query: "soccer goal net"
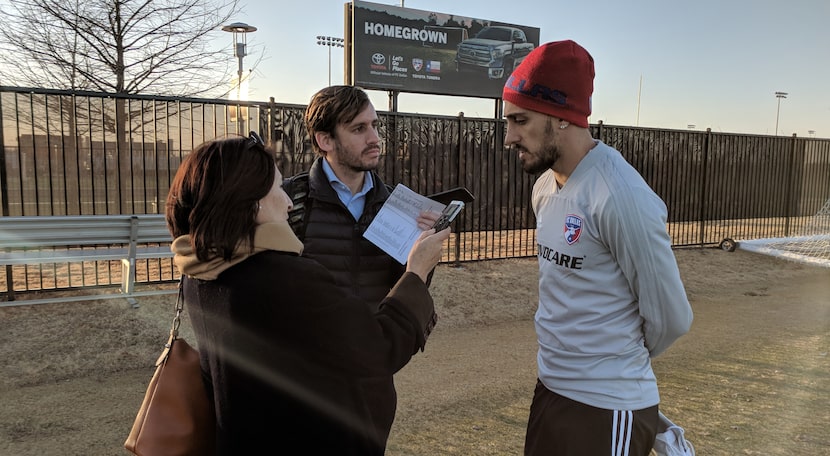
[736,198,830,268]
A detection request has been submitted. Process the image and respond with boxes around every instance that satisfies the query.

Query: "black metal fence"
[2,86,829,297]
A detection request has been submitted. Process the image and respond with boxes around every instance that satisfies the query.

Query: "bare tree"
[0,0,245,215]
[0,0,240,97]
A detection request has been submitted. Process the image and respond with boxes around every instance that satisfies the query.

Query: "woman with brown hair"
[165,132,449,455]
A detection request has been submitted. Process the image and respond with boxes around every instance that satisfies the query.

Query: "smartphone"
[432,200,465,231]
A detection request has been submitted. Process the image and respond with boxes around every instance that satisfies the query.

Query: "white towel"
[652,411,695,456]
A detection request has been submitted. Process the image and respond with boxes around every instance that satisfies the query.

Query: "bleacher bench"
[0,214,177,307]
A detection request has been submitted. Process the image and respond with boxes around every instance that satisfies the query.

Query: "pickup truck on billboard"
[454,26,535,80]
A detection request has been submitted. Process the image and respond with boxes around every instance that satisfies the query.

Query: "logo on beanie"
[505,75,567,107]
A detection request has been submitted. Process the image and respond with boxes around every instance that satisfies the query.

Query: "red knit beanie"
[502,40,595,128]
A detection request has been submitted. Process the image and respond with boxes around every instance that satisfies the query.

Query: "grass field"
[0,248,828,455]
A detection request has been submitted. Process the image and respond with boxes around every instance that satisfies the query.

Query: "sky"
[189,0,825,138]
[2,0,824,136]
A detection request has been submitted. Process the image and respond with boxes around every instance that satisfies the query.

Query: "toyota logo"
[372,53,386,65]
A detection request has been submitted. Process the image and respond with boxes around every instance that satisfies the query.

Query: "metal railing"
[1,86,829,298]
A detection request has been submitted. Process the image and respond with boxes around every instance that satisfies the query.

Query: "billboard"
[345,1,540,99]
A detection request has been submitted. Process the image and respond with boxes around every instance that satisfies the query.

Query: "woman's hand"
[406,228,451,282]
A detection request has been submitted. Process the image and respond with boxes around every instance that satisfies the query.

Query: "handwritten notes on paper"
[363,184,446,264]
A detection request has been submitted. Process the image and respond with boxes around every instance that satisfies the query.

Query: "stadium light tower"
[774,91,788,136]
[316,36,344,86]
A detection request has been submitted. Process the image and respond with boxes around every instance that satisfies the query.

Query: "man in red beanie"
[503,40,694,455]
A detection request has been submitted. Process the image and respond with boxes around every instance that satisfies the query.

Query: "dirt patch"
[0,248,828,455]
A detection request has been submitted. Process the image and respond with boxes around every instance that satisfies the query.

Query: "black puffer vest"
[284,157,406,308]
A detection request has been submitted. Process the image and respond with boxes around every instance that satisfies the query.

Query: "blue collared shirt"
[322,159,374,221]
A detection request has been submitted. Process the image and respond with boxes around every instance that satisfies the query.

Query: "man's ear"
[315,131,333,154]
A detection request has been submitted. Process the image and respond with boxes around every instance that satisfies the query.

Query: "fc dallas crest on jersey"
[564,214,583,245]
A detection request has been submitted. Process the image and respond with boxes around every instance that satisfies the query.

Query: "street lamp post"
[774,91,788,136]
[222,22,257,134]
[316,36,344,86]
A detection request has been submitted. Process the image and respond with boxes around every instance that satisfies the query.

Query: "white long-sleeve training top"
[532,140,693,410]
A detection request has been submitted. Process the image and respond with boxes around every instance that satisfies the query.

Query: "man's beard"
[519,122,559,174]
[334,139,379,173]
[520,143,558,174]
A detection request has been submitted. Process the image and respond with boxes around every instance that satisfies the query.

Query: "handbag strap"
[171,278,184,339]
[155,279,184,367]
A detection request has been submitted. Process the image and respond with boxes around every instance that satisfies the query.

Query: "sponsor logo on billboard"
[426,60,441,74]
[412,58,423,72]
[370,53,387,70]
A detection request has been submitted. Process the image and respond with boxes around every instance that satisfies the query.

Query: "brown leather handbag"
[125,282,216,455]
